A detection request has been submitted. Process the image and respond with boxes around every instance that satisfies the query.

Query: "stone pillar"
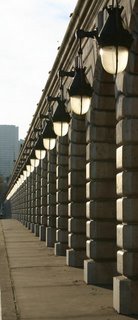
[16,187,21,220]
[67,114,86,267]
[34,163,41,236]
[30,169,36,233]
[46,149,56,247]
[55,136,68,256]
[39,157,47,241]
[27,174,31,229]
[113,20,138,313]
[23,179,28,226]
[84,62,116,284]
[20,182,25,222]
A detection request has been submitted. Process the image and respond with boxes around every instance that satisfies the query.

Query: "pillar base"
[84,259,116,285]
[25,221,28,228]
[27,222,31,230]
[39,225,46,241]
[46,227,56,247]
[54,242,67,256]
[30,223,34,233]
[34,224,39,237]
[113,276,138,315]
[66,249,86,267]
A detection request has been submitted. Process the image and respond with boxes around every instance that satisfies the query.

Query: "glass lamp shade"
[43,138,56,150]
[53,122,69,136]
[69,68,92,115]
[30,158,40,168]
[70,96,91,115]
[20,174,25,182]
[35,149,46,160]
[26,164,34,173]
[23,170,30,178]
[100,46,128,74]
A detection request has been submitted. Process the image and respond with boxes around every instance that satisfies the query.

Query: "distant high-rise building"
[0,125,19,180]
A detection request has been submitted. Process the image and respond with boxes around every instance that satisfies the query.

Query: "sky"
[0,0,78,140]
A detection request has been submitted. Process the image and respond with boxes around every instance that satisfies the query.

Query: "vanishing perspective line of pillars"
[9,1,138,315]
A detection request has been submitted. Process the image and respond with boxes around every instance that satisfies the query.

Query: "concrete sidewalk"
[0,219,136,320]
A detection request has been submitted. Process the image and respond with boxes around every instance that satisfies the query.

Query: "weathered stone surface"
[91,94,115,111]
[68,186,86,202]
[117,198,138,222]
[113,276,138,315]
[117,145,138,170]
[86,126,115,143]
[40,216,47,225]
[69,156,86,171]
[117,250,138,278]
[56,229,68,243]
[86,161,115,180]
[56,191,68,203]
[54,242,67,256]
[86,142,115,161]
[68,202,86,217]
[66,248,86,267]
[68,217,86,234]
[86,240,116,259]
[69,143,86,156]
[90,110,115,127]
[56,204,68,216]
[39,225,46,241]
[56,166,68,177]
[86,220,116,239]
[117,224,138,250]
[56,177,68,190]
[84,259,116,285]
[86,200,116,219]
[68,171,86,186]
[56,216,68,229]
[46,226,56,247]
[86,181,116,199]
[116,95,138,121]
[68,130,86,144]
[68,234,86,249]
[116,119,138,145]
[117,172,138,196]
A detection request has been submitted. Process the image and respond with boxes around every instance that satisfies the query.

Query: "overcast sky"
[0,0,78,139]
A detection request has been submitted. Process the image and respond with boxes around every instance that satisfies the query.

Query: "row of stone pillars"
[9,50,138,314]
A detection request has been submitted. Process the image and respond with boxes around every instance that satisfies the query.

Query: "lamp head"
[52,100,70,136]
[35,136,46,160]
[68,67,92,115]
[30,149,40,167]
[98,6,133,74]
[43,120,57,150]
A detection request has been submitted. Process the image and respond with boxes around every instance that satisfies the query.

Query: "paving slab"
[0,219,137,320]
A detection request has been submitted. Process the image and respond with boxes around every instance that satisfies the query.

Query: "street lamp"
[76,2,133,75]
[69,67,92,115]
[30,150,40,168]
[98,5,133,74]
[35,136,46,160]
[43,120,57,150]
[48,96,70,136]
